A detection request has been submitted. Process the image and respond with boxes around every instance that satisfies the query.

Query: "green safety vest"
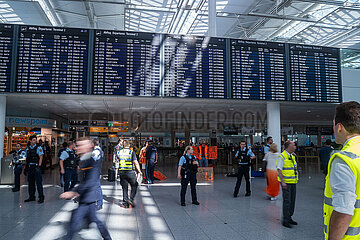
[117,148,134,171]
[277,150,298,184]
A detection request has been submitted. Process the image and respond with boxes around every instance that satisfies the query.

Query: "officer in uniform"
[177,145,199,206]
[92,138,104,210]
[60,137,112,240]
[60,142,79,192]
[324,101,360,239]
[233,140,256,197]
[277,140,298,228]
[12,143,26,192]
[145,139,158,184]
[264,136,273,154]
[113,138,123,180]
[117,140,142,208]
[24,136,44,203]
[58,142,68,187]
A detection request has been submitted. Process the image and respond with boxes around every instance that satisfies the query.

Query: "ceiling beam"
[84,1,96,28]
[293,0,360,9]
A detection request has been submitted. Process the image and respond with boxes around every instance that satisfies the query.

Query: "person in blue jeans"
[60,142,79,192]
[145,139,158,184]
[198,140,209,167]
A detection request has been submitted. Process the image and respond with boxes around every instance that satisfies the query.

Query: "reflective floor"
[0,168,325,240]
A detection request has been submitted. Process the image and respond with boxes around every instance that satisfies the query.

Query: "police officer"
[324,101,360,239]
[92,138,104,210]
[12,143,26,192]
[233,140,256,197]
[177,145,199,206]
[60,137,112,240]
[264,136,273,154]
[24,135,45,203]
[60,142,79,192]
[113,138,123,180]
[58,142,68,187]
[118,140,142,208]
[277,140,298,228]
[145,139,158,184]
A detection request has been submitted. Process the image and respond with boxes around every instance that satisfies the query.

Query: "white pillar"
[0,96,6,158]
[267,102,281,150]
[208,0,216,37]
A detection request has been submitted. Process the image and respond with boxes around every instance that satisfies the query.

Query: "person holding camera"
[177,146,200,206]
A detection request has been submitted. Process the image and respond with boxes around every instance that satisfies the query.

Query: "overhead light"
[42,103,47,107]
[306,109,311,113]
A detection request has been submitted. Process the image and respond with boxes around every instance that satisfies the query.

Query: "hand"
[177,175,181,180]
[154,161,158,165]
[281,182,287,190]
[61,169,65,175]
[59,191,79,200]
[193,161,199,166]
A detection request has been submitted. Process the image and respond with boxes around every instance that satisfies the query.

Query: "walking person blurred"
[263,143,280,200]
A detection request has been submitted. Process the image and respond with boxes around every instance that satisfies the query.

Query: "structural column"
[208,0,217,36]
[185,127,190,146]
[267,102,281,150]
[0,96,6,159]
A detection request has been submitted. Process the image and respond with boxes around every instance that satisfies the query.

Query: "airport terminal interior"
[0,0,360,239]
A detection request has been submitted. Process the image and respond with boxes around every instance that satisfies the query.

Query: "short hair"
[68,141,74,147]
[325,139,332,145]
[335,101,360,134]
[284,140,293,149]
[123,140,130,148]
[240,140,246,144]
[92,138,100,146]
[29,135,37,141]
[62,142,68,148]
[267,136,272,142]
[269,143,278,153]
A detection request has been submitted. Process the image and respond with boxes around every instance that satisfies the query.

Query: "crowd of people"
[7,101,360,239]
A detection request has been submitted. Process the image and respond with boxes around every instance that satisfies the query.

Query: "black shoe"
[233,193,238,198]
[122,202,129,208]
[24,198,36,202]
[181,203,186,206]
[126,200,136,208]
[38,197,44,204]
[192,201,200,205]
[245,192,251,197]
[12,188,19,192]
[282,222,292,228]
[289,219,298,225]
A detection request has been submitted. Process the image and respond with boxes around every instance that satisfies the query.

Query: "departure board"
[0,24,13,92]
[163,35,227,98]
[230,40,287,100]
[93,30,161,96]
[289,44,341,102]
[16,25,89,94]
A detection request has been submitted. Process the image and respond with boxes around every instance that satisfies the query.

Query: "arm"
[134,160,142,174]
[155,152,158,164]
[60,160,65,174]
[38,155,43,166]
[277,169,287,189]
[177,165,182,180]
[329,211,352,240]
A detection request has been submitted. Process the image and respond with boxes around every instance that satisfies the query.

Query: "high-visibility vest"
[118,148,134,171]
[277,150,298,184]
[324,136,360,239]
[199,145,209,160]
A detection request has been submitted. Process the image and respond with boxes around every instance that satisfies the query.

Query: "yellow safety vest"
[277,150,298,184]
[118,148,134,171]
[324,136,360,239]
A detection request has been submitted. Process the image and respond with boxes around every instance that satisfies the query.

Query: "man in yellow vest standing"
[324,101,360,240]
[277,140,298,228]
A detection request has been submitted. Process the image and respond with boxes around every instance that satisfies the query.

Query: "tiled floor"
[0,168,325,240]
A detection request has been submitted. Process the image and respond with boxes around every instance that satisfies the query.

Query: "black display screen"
[289,44,341,102]
[230,40,287,100]
[93,30,161,96]
[163,35,227,98]
[0,24,13,92]
[16,25,89,94]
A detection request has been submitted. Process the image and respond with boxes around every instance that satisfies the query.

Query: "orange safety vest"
[198,145,209,160]
[139,147,146,164]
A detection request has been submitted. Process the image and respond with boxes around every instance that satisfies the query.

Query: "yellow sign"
[90,127,108,133]
[112,121,129,127]
[110,127,128,132]
[108,134,118,138]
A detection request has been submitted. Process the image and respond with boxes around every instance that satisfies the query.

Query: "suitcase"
[108,168,115,182]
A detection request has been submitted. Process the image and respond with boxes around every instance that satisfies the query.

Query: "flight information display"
[16,25,89,94]
[0,24,13,92]
[93,30,161,96]
[230,40,287,100]
[163,35,227,98]
[289,44,341,102]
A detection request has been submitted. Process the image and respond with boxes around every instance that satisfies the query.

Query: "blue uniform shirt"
[59,148,71,161]
[264,145,270,154]
[235,148,255,158]
[28,144,44,156]
[178,154,194,166]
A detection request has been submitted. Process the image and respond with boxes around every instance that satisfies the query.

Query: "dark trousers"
[119,171,138,202]
[146,160,155,183]
[180,172,197,204]
[65,202,111,240]
[96,179,103,210]
[282,183,296,223]
[233,165,251,196]
[14,164,23,189]
[28,166,44,199]
[64,168,78,192]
